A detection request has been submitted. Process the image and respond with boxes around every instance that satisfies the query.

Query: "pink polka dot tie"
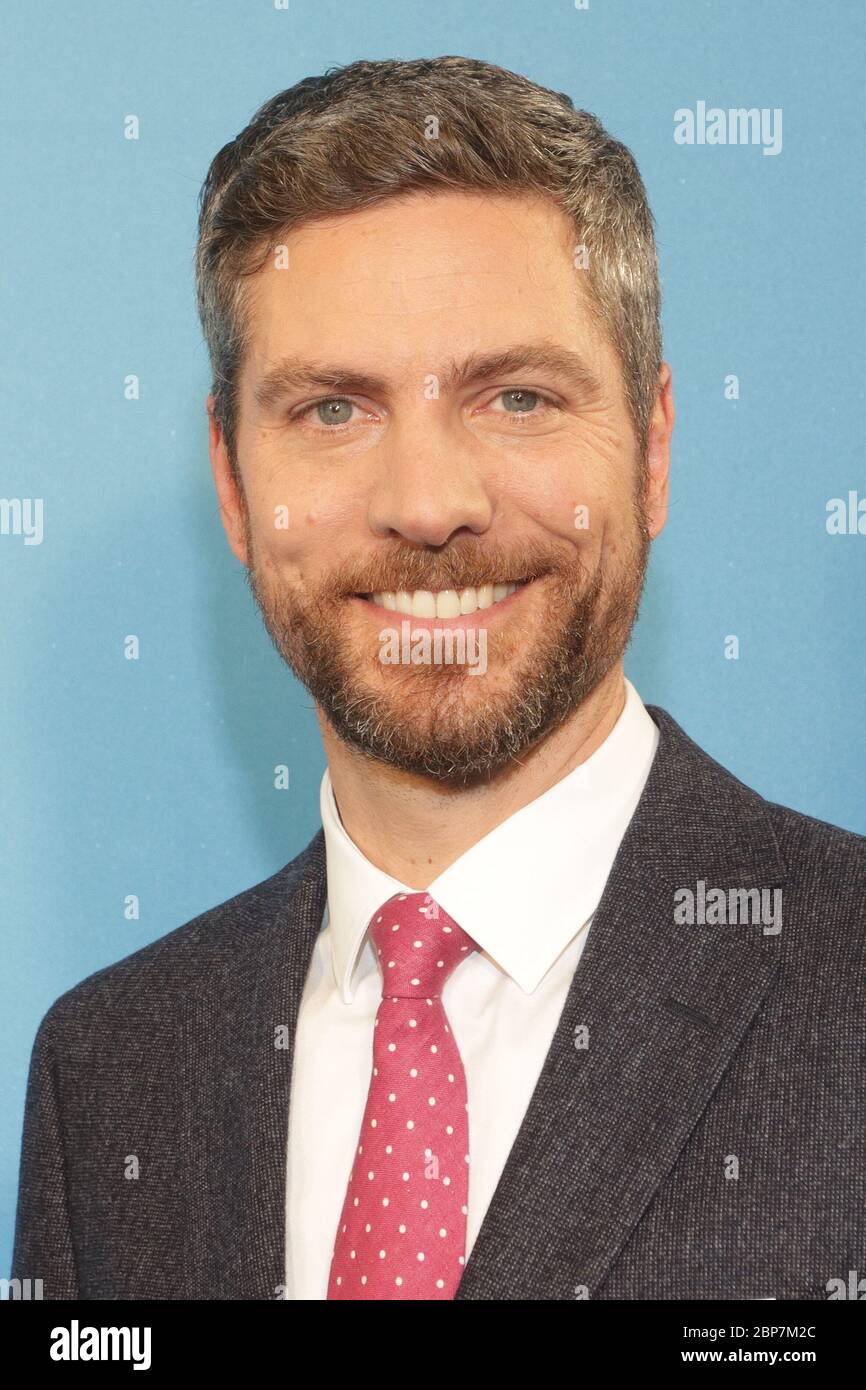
[327,890,478,1300]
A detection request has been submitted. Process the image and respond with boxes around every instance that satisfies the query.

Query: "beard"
[241,488,651,788]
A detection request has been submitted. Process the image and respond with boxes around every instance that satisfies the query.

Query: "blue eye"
[313,398,355,426]
[499,389,541,413]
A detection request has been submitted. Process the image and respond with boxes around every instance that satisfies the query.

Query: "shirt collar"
[320,677,659,1000]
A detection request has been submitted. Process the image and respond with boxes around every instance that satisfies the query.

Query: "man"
[11,56,865,1301]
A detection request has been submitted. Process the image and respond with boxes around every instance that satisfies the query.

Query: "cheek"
[505,467,612,552]
[243,475,365,589]
[500,418,634,545]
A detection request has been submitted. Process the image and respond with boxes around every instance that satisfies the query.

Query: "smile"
[358,581,528,619]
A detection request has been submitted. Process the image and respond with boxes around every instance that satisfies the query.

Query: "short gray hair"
[195,56,662,475]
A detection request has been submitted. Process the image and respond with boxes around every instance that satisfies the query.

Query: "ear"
[207,394,249,566]
[643,362,674,539]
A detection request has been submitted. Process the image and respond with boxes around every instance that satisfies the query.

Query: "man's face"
[211,190,668,785]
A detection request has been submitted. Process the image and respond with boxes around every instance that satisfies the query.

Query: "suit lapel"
[185,832,328,1298]
[455,704,786,1300]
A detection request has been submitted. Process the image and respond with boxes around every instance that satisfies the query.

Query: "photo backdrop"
[2,0,864,1278]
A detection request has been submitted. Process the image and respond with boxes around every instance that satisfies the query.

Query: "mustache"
[322,538,568,598]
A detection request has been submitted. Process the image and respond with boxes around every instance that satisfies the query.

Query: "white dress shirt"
[284,676,659,1298]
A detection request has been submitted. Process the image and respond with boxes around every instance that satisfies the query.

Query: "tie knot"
[368,891,476,998]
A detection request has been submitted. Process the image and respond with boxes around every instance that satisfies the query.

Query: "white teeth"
[368,581,522,615]
[435,589,461,619]
[411,590,437,618]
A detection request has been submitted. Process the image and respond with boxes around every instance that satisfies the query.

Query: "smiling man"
[11,56,865,1302]
[216,186,659,806]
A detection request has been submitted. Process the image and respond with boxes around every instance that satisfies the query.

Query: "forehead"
[240,189,619,391]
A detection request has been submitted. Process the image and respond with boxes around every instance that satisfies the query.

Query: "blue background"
[2,0,864,1279]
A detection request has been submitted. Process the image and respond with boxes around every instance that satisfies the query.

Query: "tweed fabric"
[10,704,866,1300]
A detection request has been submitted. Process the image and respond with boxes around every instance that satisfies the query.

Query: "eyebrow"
[252,342,605,412]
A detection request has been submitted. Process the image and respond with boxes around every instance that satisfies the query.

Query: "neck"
[318,663,627,887]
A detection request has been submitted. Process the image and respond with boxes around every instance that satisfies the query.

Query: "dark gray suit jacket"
[10,704,866,1300]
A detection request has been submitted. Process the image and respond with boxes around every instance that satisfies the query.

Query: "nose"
[366,414,494,547]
